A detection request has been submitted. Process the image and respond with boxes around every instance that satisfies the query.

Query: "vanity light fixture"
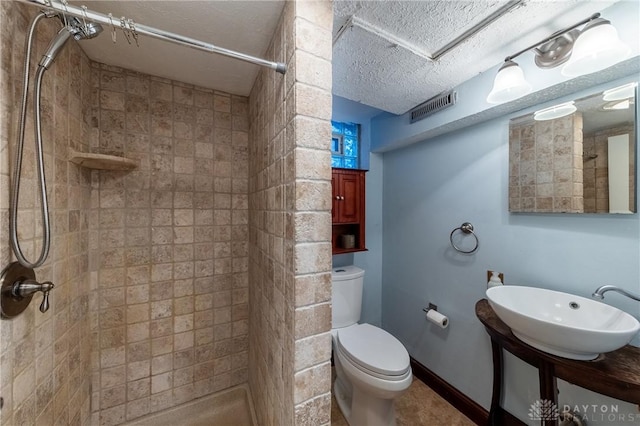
[602,82,637,101]
[533,101,577,121]
[487,13,630,104]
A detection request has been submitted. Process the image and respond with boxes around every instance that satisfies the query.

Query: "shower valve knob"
[1,262,54,318]
[12,280,54,313]
[39,284,53,313]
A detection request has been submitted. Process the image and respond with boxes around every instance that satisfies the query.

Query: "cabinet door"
[332,172,340,223]
[338,172,361,223]
[331,168,367,253]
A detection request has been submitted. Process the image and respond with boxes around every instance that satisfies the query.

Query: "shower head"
[79,22,103,40]
[39,26,73,69]
[39,18,103,69]
[59,16,104,40]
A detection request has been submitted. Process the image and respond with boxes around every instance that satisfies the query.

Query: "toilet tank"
[332,266,364,328]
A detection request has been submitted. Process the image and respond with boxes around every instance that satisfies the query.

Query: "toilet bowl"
[331,266,412,426]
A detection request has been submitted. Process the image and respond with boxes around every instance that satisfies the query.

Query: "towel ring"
[450,222,479,254]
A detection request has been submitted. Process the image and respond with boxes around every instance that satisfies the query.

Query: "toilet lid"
[337,323,410,376]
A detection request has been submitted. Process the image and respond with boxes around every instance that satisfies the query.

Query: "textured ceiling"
[68,1,285,96]
[333,0,620,115]
[334,0,509,55]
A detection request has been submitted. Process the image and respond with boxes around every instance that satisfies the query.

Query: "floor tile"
[330,375,475,426]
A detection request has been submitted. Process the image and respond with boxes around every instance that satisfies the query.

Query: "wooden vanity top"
[476,299,640,404]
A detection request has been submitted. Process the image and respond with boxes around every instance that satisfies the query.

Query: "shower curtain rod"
[17,0,287,74]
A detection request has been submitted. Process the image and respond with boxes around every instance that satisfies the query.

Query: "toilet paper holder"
[422,303,449,328]
[423,303,438,313]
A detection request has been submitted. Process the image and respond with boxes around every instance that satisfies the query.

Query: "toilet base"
[334,377,352,421]
[334,376,397,426]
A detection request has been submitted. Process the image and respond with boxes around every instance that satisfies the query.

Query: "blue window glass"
[343,136,357,157]
[331,136,342,154]
[343,123,357,136]
[331,120,359,169]
[343,157,358,168]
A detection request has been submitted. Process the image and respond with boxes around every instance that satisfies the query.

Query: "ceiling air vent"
[410,90,457,123]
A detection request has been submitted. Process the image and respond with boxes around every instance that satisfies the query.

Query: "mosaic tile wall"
[248,1,334,425]
[0,2,93,424]
[89,65,250,424]
[509,113,584,213]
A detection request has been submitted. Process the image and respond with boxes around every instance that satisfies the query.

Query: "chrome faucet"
[592,285,640,302]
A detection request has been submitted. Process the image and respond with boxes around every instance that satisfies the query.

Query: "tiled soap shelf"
[69,151,138,171]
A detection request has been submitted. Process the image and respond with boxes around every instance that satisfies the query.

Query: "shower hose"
[10,12,53,269]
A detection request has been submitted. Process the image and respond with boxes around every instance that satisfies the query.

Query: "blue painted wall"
[379,77,640,421]
[370,1,640,419]
[332,96,384,326]
[331,1,640,420]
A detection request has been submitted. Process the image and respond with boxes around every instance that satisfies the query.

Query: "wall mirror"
[509,82,637,214]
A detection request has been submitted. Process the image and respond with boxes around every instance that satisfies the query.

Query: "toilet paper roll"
[426,309,449,329]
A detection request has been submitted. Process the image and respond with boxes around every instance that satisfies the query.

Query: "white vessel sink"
[486,286,640,360]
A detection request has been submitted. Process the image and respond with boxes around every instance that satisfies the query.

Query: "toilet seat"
[336,324,410,379]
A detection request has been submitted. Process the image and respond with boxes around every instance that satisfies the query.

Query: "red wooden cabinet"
[332,168,367,254]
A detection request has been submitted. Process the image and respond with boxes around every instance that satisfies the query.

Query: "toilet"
[331,266,412,426]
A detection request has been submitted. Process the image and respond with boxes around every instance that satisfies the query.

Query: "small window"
[331,120,359,169]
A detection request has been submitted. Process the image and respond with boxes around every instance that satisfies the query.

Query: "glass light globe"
[486,61,532,104]
[533,101,577,121]
[562,19,630,77]
[602,82,637,101]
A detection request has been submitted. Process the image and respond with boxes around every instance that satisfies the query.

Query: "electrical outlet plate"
[487,270,504,284]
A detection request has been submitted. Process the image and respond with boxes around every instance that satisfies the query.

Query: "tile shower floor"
[124,385,255,426]
[330,376,475,426]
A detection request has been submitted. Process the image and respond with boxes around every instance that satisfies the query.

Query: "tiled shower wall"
[89,65,250,424]
[509,113,584,213]
[0,2,93,424]
[2,1,333,425]
[248,1,333,425]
